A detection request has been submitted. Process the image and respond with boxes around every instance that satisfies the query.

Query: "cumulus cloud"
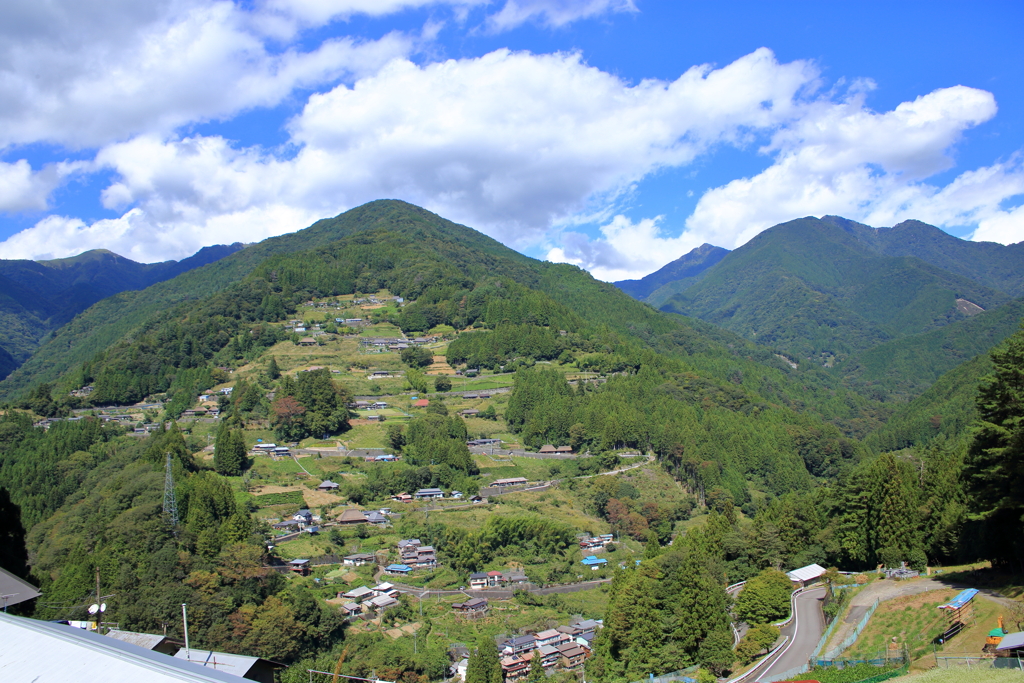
[0,160,87,212]
[679,85,1020,249]
[288,47,816,245]
[2,42,1022,268]
[0,0,415,150]
[547,215,705,282]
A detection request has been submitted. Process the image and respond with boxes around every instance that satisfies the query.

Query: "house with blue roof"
[580,555,607,570]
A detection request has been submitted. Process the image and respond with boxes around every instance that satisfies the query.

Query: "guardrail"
[819,597,880,661]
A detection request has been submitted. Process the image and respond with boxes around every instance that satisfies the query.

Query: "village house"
[385,564,413,576]
[415,488,444,499]
[557,644,587,669]
[364,511,388,525]
[451,597,488,618]
[500,653,532,682]
[341,586,373,602]
[469,573,489,590]
[491,477,528,488]
[335,509,368,528]
[317,480,339,491]
[501,635,536,657]
[288,559,310,576]
[367,595,399,612]
[342,553,375,567]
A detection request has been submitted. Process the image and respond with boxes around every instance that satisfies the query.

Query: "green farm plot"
[359,323,405,338]
[339,423,389,449]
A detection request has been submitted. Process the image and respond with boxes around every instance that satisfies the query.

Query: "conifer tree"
[215,426,246,476]
[267,356,281,380]
[527,650,545,683]
[964,324,1024,569]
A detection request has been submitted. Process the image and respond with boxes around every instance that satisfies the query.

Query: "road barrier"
[819,597,880,661]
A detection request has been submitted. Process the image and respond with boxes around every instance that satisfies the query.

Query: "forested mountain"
[613,243,728,301]
[0,202,538,400]
[0,244,244,381]
[657,216,1018,358]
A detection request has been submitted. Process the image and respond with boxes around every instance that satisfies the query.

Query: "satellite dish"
[88,604,99,615]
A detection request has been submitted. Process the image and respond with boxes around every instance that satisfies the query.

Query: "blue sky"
[0,0,1022,280]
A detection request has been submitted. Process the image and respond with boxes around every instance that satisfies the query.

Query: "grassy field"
[848,588,1006,665]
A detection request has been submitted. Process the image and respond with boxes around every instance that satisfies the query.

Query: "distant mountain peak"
[614,243,730,300]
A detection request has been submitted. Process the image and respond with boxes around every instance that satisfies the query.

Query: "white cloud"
[546,214,705,281]
[0,0,414,150]
[2,42,1022,270]
[0,160,88,212]
[289,47,817,246]
[484,0,637,32]
[681,85,1013,249]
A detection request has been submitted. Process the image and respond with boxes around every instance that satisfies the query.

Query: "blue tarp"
[938,588,978,610]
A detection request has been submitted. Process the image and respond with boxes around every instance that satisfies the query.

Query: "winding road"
[733,585,827,683]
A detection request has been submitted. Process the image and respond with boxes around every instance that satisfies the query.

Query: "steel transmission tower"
[163,452,180,530]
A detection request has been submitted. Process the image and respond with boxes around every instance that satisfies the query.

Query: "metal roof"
[0,612,245,682]
[105,629,176,652]
[996,631,1024,650]
[937,588,979,610]
[0,567,41,608]
[786,563,827,583]
[173,648,267,677]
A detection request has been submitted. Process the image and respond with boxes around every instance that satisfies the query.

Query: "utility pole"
[95,568,101,633]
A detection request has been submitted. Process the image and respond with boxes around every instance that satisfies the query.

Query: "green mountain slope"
[0,244,244,380]
[834,216,1024,296]
[658,216,1014,362]
[839,297,1024,400]
[0,201,538,399]
[9,200,892,495]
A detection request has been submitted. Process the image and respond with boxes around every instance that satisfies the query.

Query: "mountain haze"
[614,243,729,301]
[0,244,244,380]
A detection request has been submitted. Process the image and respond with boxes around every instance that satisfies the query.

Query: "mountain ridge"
[0,243,245,381]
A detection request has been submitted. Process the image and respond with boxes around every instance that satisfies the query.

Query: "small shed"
[412,399,429,408]
[539,445,557,454]
[786,563,827,588]
[938,588,979,628]
[995,631,1024,653]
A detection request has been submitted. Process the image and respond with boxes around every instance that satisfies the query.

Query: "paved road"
[740,586,826,682]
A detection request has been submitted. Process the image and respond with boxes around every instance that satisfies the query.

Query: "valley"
[0,201,1021,683]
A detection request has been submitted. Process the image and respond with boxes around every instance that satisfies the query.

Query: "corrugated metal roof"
[996,631,1024,650]
[0,612,245,682]
[937,588,979,610]
[0,567,41,608]
[786,563,827,583]
[173,649,260,677]
[105,629,173,651]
